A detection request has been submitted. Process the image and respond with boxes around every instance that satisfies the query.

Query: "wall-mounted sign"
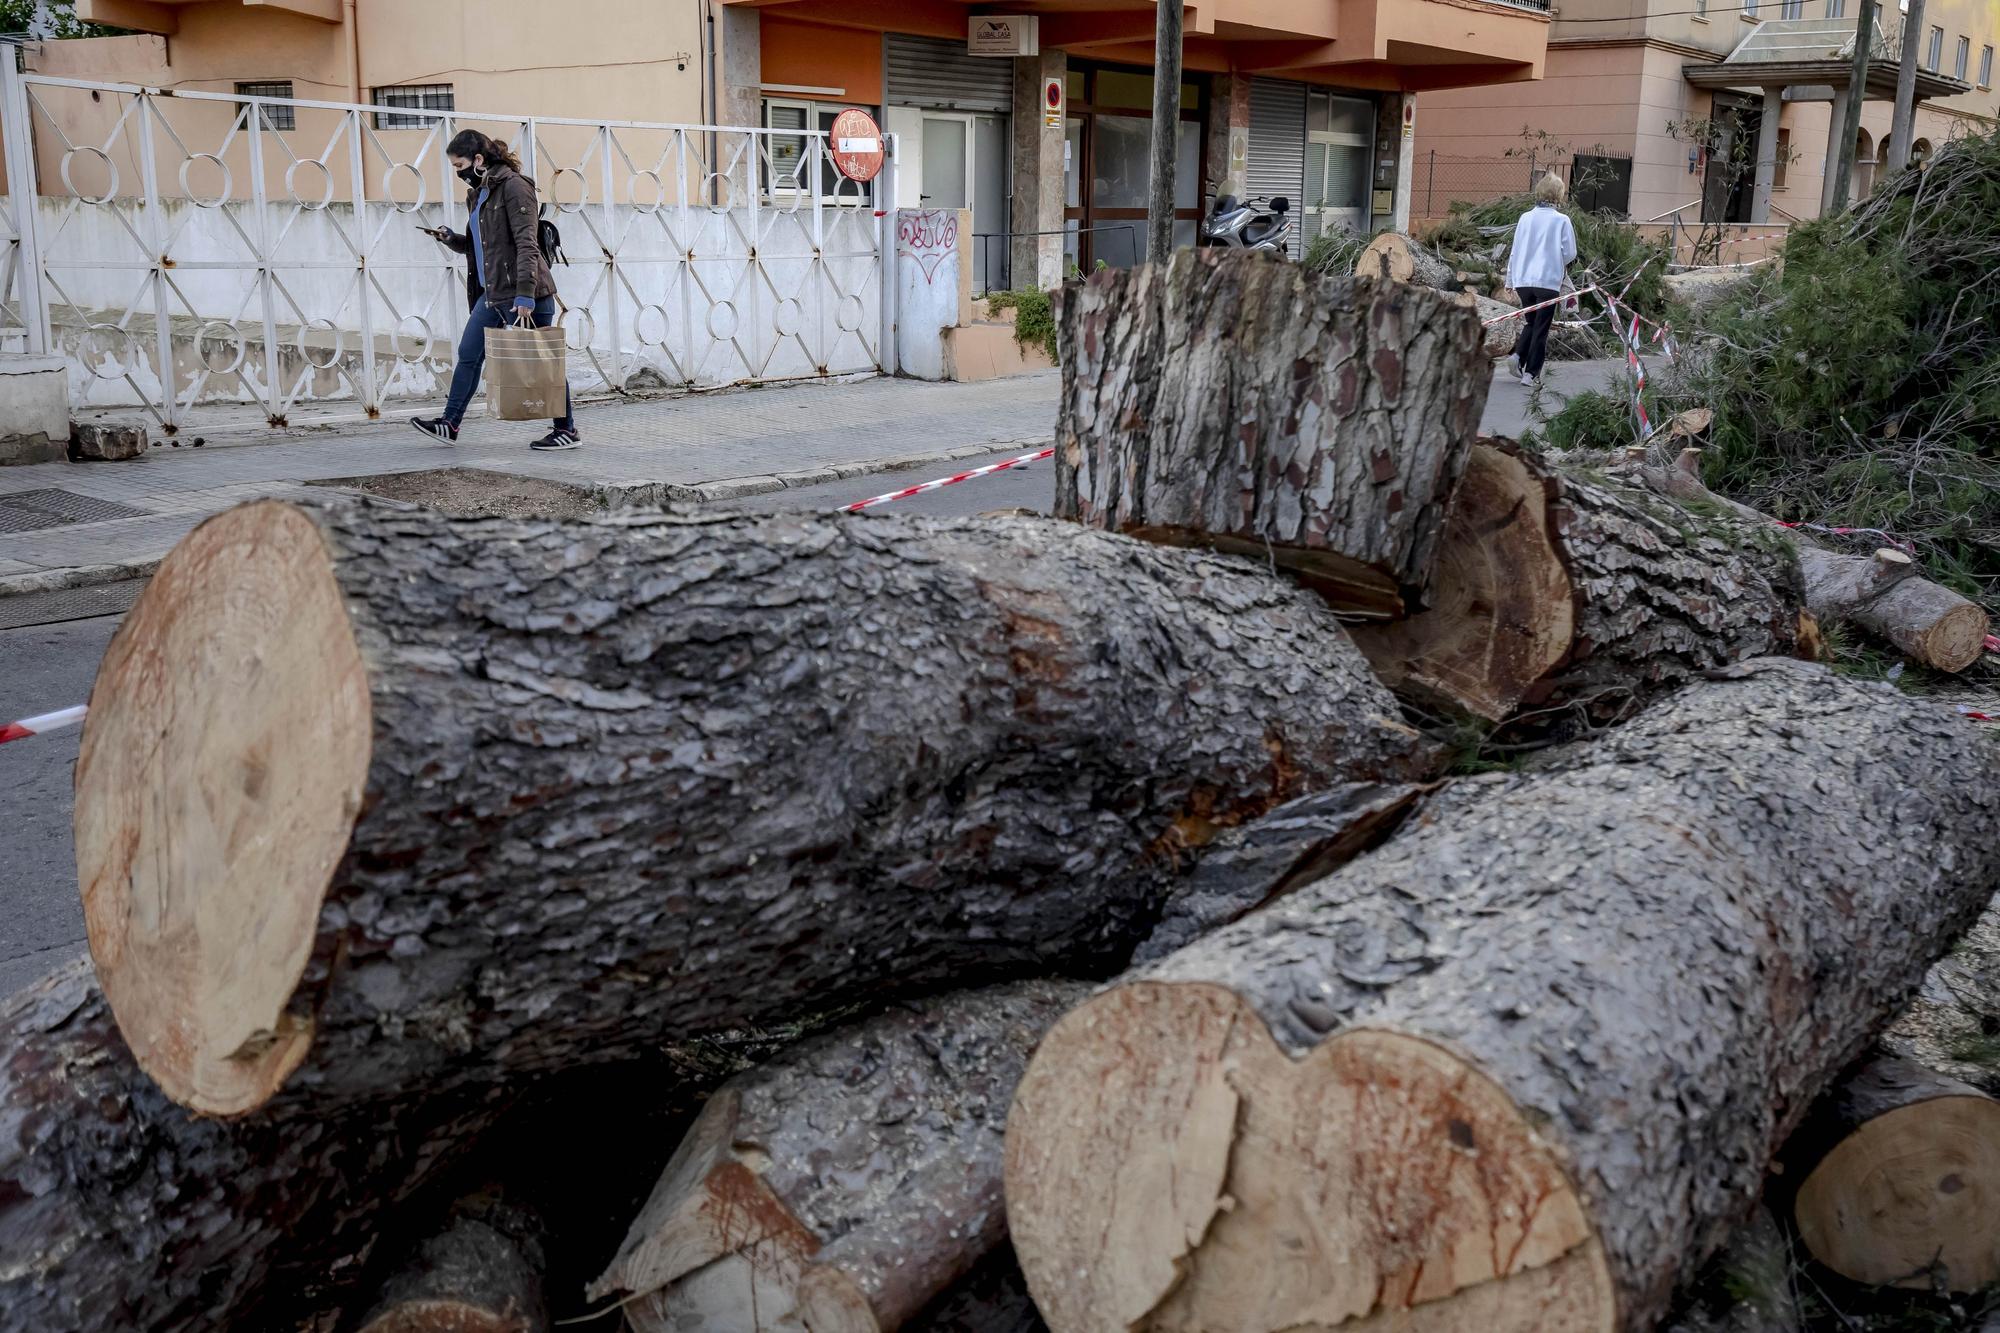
[969,15,1039,57]
[829,108,885,183]
[1043,76,1064,129]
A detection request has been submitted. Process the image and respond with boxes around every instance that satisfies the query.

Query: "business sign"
[829,108,885,183]
[969,15,1039,56]
[1043,76,1064,129]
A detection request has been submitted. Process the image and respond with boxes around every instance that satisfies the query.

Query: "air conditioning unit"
[968,15,1039,57]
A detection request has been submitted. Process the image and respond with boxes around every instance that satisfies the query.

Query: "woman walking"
[413,129,579,450]
[1505,172,1578,389]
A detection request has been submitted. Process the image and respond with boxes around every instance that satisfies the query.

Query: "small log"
[1004,661,2000,1333]
[1054,250,1490,617]
[1882,896,2000,1097]
[591,981,1088,1333]
[1788,1057,2000,1293]
[1355,232,1456,289]
[73,498,1434,1122]
[1350,440,1809,725]
[1472,295,1517,359]
[354,1196,548,1333]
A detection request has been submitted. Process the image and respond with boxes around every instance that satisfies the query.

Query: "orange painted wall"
[760,16,884,105]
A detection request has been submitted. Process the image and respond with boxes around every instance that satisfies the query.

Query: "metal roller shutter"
[886,34,1013,114]
[1248,78,1306,258]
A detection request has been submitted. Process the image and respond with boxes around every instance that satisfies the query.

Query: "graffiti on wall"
[896,209,959,284]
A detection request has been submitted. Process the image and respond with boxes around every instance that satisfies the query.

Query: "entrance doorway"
[1062,64,1207,270]
[1702,97,1760,225]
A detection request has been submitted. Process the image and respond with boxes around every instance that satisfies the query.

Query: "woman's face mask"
[455,159,483,187]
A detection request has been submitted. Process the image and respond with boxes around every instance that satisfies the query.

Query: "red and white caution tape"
[1959,705,1996,724]
[1617,309,1653,439]
[1480,284,1599,327]
[838,446,1055,513]
[1984,633,2000,656]
[1775,521,1916,554]
[0,704,86,745]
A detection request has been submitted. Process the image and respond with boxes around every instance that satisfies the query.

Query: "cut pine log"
[1355,232,1457,289]
[354,1195,548,1333]
[1350,439,1810,725]
[1004,660,2000,1333]
[74,497,1431,1125]
[593,981,1085,1333]
[1054,250,1489,618]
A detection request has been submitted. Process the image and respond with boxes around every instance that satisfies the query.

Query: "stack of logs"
[2,250,1996,1333]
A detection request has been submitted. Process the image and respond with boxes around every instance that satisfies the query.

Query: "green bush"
[984,287,1058,363]
[1540,388,1641,453]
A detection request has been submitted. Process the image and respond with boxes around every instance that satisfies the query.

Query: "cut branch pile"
[5,251,1996,1333]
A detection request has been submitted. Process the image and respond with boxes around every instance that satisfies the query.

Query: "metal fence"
[1410,153,1563,226]
[0,61,891,433]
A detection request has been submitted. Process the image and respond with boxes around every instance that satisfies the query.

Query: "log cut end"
[1351,444,1575,722]
[1795,1069,2000,1292]
[355,1299,534,1333]
[73,500,372,1115]
[1003,982,1617,1333]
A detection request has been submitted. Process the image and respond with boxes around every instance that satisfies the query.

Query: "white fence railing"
[0,63,893,433]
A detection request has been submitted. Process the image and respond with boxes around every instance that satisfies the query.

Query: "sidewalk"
[0,356,1640,589]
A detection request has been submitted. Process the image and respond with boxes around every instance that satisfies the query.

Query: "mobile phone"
[417,225,446,238]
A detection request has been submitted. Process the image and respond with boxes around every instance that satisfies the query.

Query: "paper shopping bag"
[485,320,567,421]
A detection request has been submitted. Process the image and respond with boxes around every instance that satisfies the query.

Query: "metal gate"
[0,60,892,434]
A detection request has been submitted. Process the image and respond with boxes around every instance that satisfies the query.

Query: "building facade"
[1412,0,1995,226]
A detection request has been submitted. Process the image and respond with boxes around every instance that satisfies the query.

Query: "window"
[1780,0,1803,18]
[373,84,454,131]
[761,100,880,200]
[1825,0,1845,15]
[1694,0,1707,15]
[1980,44,1994,88]
[1773,128,1791,187]
[235,80,295,131]
[1742,0,1757,17]
[1954,35,1970,79]
[1924,26,1944,70]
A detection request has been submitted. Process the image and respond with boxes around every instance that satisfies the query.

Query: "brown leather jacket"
[441,164,556,309]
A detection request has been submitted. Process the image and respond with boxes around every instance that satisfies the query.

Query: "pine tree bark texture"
[592,981,1087,1332]
[73,497,1434,1124]
[1351,441,1810,726]
[1052,251,1489,618]
[0,959,504,1333]
[1004,660,2000,1333]
[354,1196,549,1333]
[1881,895,2000,1095]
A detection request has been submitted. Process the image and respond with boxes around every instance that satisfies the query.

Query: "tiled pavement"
[0,357,1638,584]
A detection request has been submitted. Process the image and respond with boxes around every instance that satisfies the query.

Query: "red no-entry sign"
[829,108,885,183]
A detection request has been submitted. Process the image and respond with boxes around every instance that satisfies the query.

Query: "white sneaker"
[1507,353,1522,379]
[1519,372,1536,388]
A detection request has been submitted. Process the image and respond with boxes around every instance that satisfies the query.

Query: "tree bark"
[593,981,1086,1333]
[354,1196,549,1333]
[1355,232,1457,290]
[1053,250,1489,618]
[1786,1056,2000,1293]
[0,959,500,1333]
[1004,660,2000,1333]
[75,496,1433,1124]
[1350,440,1810,726]
[1882,895,2000,1097]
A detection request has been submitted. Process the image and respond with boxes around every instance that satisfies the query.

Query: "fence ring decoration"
[627,169,666,214]
[392,313,435,364]
[635,303,671,347]
[550,166,589,214]
[835,294,865,333]
[772,298,803,337]
[195,320,248,375]
[297,318,346,371]
[79,323,141,380]
[705,300,739,341]
[178,153,234,209]
[59,145,119,206]
[384,161,428,214]
[702,171,735,212]
[563,305,597,352]
[285,158,337,211]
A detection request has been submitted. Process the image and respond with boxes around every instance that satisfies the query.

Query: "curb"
[595,439,1052,509]
[0,558,161,601]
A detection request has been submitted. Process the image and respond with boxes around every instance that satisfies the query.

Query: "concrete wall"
[893,207,970,381]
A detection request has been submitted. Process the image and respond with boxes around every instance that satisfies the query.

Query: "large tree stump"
[74,497,1432,1123]
[1355,232,1457,289]
[1350,440,1810,725]
[1004,661,2000,1333]
[1053,250,1489,618]
[592,981,1086,1333]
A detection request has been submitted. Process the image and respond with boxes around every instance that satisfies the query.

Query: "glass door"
[1063,65,1207,270]
[920,115,972,209]
[1304,92,1373,242]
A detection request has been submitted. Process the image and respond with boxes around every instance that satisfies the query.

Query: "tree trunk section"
[1351,440,1810,726]
[75,497,1432,1123]
[1355,233,1456,290]
[1787,1057,2000,1292]
[591,981,1088,1333]
[354,1196,548,1333]
[1053,250,1489,618]
[1882,895,2000,1096]
[1004,660,2000,1333]
[0,959,496,1333]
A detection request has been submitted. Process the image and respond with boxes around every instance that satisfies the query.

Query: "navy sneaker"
[530,428,580,452]
[411,416,458,444]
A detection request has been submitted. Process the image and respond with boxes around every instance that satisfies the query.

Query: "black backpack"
[538,213,567,267]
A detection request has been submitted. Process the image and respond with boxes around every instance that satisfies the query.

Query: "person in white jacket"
[1505,173,1578,387]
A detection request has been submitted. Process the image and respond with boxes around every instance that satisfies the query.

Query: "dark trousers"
[443,295,575,431]
[1512,286,1558,378]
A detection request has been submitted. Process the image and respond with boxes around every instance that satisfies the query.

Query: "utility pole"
[1829,0,1876,211]
[1147,0,1184,264]
[1887,0,1925,173]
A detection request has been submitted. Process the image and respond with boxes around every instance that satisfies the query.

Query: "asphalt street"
[0,449,1053,998]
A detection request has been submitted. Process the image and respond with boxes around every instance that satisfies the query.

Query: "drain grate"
[0,577,148,630]
[0,489,151,535]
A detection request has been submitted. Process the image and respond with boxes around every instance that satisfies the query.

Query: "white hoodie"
[1507,203,1578,293]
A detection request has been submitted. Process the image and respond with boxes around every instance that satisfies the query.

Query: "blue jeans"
[443,295,575,431]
